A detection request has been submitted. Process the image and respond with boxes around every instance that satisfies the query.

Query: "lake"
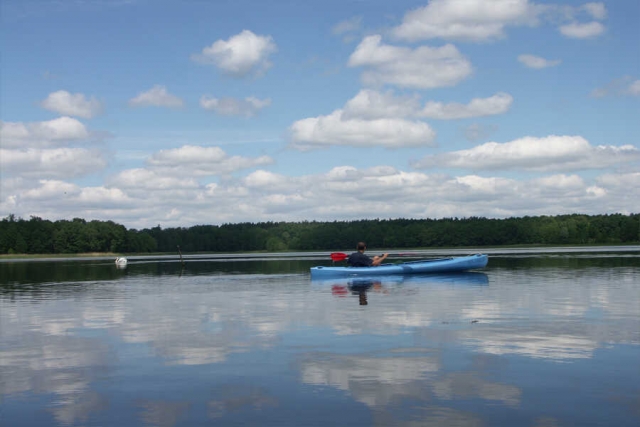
[1,247,639,427]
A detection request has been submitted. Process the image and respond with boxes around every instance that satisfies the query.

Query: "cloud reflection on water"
[0,258,638,426]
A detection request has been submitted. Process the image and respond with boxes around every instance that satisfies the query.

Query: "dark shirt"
[347,251,372,267]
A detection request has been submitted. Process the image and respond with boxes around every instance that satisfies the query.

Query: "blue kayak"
[310,254,488,278]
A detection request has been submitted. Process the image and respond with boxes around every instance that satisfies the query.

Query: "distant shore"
[2,243,639,261]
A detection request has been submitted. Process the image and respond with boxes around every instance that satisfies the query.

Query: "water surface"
[1,248,639,426]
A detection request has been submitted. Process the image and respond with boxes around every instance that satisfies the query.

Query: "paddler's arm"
[372,253,389,266]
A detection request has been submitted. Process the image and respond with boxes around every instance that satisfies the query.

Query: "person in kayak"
[347,242,389,267]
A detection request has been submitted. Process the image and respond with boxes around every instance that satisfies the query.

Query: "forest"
[1,213,639,255]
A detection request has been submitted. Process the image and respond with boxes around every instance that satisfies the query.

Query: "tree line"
[1,213,638,255]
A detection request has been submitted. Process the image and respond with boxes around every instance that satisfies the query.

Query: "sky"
[1,0,639,229]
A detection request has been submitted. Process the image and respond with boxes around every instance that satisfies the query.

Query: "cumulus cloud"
[40,90,103,118]
[348,35,472,89]
[391,0,607,42]
[146,145,274,176]
[191,30,277,78]
[4,159,640,228]
[108,169,200,191]
[518,54,561,69]
[337,89,512,122]
[418,93,513,119]
[20,180,128,204]
[342,89,421,120]
[290,90,514,149]
[559,21,605,38]
[243,170,292,190]
[0,117,90,148]
[392,0,537,42]
[412,135,640,172]
[0,147,107,179]
[200,96,271,117]
[541,2,607,39]
[128,85,184,108]
[289,109,436,150]
[7,180,135,220]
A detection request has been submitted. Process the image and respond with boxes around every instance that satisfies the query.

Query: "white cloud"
[559,21,605,38]
[0,148,107,179]
[332,16,363,43]
[392,0,537,42]
[108,169,200,191]
[289,109,436,150]
[243,170,291,190]
[21,180,80,200]
[129,85,184,108]
[591,76,640,97]
[418,92,513,120]
[332,16,362,35]
[342,89,512,120]
[290,90,513,149]
[348,35,472,89]
[200,96,271,117]
[0,117,90,148]
[596,172,640,189]
[412,135,640,172]
[583,2,607,20]
[4,161,640,228]
[40,90,103,118]
[517,54,561,69]
[191,30,277,78]
[391,1,608,42]
[146,145,274,176]
[343,89,421,120]
[20,180,130,207]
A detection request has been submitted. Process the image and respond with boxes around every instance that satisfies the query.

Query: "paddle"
[330,252,349,261]
[330,252,417,261]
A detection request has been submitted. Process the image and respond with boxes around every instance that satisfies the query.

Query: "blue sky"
[1,0,639,229]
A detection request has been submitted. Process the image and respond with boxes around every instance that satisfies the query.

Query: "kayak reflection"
[313,272,489,306]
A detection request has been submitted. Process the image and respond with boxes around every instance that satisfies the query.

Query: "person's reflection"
[357,289,368,305]
[348,279,382,306]
[331,279,385,305]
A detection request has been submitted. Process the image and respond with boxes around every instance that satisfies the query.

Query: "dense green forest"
[1,213,639,255]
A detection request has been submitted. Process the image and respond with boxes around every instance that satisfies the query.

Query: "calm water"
[1,247,639,427]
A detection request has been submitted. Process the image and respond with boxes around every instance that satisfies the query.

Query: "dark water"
[1,248,639,427]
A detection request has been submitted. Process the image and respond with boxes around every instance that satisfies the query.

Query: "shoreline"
[1,243,639,260]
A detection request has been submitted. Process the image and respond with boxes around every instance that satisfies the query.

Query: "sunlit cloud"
[392,0,537,42]
[289,109,436,149]
[40,90,103,118]
[191,30,277,78]
[343,90,512,120]
[412,135,639,172]
[128,85,184,108]
[146,145,274,176]
[0,148,107,179]
[391,0,607,42]
[200,96,271,117]
[518,54,561,69]
[559,21,605,38]
[348,35,473,89]
[0,117,90,148]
